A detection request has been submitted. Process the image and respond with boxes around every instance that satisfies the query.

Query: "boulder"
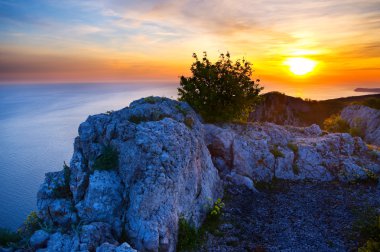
[37,97,223,252]
[341,105,380,146]
[30,230,49,249]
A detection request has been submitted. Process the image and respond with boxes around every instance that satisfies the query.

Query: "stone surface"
[37,97,223,252]
[341,105,380,146]
[205,122,380,183]
[35,97,380,252]
[30,230,49,249]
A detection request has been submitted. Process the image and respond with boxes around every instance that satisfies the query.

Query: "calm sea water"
[0,82,375,230]
[0,83,177,230]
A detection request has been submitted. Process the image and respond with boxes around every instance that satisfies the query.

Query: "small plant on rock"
[0,228,21,247]
[52,162,72,198]
[270,145,284,158]
[92,146,119,171]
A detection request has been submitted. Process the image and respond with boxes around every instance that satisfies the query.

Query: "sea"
[0,82,376,230]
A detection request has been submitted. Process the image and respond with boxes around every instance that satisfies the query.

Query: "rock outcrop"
[205,122,380,184]
[36,97,222,252]
[341,105,380,146]
[29,97,380,252]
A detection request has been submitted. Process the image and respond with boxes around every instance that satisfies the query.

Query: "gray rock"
[96,242,117,252]
[115,242,137,252]
[30,230,49,249]
[37,97,223,252]
[79,222,118,251]
[46,232,73,252]
[205,122,380,183]
[341,105,380,146]
[76,170,123,224]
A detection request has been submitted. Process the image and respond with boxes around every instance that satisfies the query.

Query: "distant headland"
[355,88,380,93]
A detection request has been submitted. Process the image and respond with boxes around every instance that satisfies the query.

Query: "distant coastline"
[355,88,380,93]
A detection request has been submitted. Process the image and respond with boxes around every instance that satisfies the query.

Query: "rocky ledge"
[7,97,380,252]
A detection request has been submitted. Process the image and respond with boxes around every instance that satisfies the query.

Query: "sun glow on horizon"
[284,57,317,76]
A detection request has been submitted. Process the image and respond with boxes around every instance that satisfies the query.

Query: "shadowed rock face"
[341,105,380,146]
[37,97,223,252]
[34,97,380,252]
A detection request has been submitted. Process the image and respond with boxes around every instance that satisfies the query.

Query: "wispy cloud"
[0,0,379,84]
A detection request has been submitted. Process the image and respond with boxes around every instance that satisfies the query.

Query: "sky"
[0,0,379,97]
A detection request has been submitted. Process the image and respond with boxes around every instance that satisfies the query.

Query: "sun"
[284,57,317,75]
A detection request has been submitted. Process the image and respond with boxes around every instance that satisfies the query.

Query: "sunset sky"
[0,0,379,96]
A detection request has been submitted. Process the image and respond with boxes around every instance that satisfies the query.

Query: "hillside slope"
[250,92,380,127]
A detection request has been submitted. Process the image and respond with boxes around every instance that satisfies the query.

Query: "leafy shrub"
[350,127,364,138]
[93,146,119,171]
[52,162,72,198]
[178,52,263,122]
[270,145,284,158]
[177,217,200,252]
[177,198,225,251]
[129,115,147,124]
[23,211,41,236]
[323,114,350,133]
[144,96,158,104]
[361,98,380,110]
[353,207,380,251]
[0,228,21,247]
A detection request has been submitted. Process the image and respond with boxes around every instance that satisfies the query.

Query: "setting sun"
[284,57,317,76]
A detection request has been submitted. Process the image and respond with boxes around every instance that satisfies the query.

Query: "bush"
[361,98,380,110]
[270,145,284,158]
[52,162,72,198]
[0,228,21,247]
[178,52,263,122]
[92,146,119,171]
[353,207,380,251]
[177,198,225,251]
[323,114,350,133]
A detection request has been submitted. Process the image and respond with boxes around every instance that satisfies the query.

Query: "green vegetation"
[23,211,41,236]
[357,98,380,110]
[270,145,284,158]
[178,52,263,122]
[0,228,21,247]
[177,198,225,251]
[129,115,147,124]
[352,207,380,251]
[92,146,119,171]
[184,117,194,129]
[144,96,158,104]
[52,162,72,198]
[292,164,300,175]
[323,114,350,133]
[287,142,298,153]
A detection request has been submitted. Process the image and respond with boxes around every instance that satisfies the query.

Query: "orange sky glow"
[0,0,379,98]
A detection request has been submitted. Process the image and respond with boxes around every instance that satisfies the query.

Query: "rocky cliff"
[341,105,380,146]
[10,97,380,252]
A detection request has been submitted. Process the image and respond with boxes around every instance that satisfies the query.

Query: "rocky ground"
[200,181,380,252]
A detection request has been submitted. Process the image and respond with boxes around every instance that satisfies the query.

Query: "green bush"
[352,206,380,251]
[361,98,380,110]
[177,198,225,251]
[349,127,364,138]
[323,114,350,133]
[177,217,200,252]
[0,228,21,247]
[93,146,119,171]
[22,211,41,236]
[52,162,72,198]
[178,52,263,122]
[270,145,284,158]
